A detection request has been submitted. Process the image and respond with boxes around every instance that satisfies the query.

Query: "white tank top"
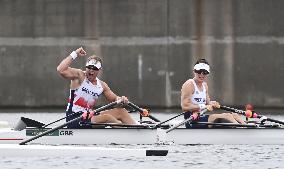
[190,79,207,105]
[66,78,104,113]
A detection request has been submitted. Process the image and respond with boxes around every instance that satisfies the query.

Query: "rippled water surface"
[0,111,284,169]
[1,144,284,169]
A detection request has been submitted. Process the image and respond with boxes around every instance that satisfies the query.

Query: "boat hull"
[166,128,284,145]
[0,128,159,145]
[1,127,284,145]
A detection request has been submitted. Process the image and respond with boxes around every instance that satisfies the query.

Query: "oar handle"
[93,101,118,113]
[128,102,160,122]
[19,101,118,145]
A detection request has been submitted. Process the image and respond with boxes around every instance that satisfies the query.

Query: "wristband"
[198,104,206,110]
[70,51,78,60]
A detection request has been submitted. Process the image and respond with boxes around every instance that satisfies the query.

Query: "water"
[1,144,284,169]
[0,111,284,169]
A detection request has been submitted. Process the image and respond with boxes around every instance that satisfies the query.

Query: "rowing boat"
[1,125,284,145]
[1,103,284,148]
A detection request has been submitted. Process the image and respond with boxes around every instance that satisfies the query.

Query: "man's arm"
[101,81,119,102]
[181,80,200,112]
[101,81,128,103]
[57,47,86,80]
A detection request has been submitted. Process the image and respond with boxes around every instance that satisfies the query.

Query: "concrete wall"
[0,0,283,108]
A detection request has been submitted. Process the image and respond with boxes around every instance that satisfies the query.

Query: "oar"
[19,101,118,145]
[154,112,186,128]
[42,112,85,128]
[220,105,284,125]
[43,102,140,128]
[127,102,161,122]
[166,109,208,133]
[42,111,82,128]
[14,112,82,131]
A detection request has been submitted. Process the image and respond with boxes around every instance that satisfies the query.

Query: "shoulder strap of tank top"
[202,82,206,93]
[190,79,199,92]
[96,77,103,87]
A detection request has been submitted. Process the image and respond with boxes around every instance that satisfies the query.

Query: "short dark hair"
[194,58,209,65]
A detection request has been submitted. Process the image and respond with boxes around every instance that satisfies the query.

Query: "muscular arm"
[56,55,82,80]
[181,80,201,112]
[101,81,119,102]
[57,47,87,80]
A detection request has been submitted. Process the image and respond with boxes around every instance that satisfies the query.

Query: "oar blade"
[146,150,168,156]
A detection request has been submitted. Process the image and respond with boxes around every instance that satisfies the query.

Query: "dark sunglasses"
[194,69,209,75]
[86,66,99,71]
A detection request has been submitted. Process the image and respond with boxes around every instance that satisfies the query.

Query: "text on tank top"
[67,78,104,112]
[190,79,207,105]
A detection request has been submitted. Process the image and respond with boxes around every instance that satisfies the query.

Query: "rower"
[181,58,246,128]
[57,47,136,128]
